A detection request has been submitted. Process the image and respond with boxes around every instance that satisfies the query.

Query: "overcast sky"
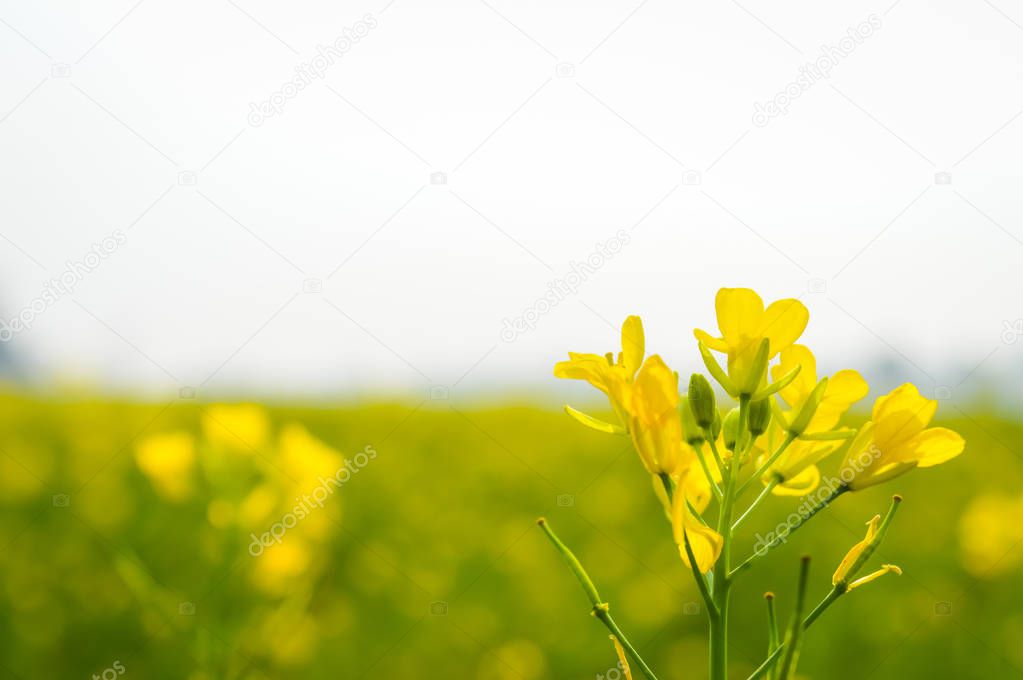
[1,0,1021,402]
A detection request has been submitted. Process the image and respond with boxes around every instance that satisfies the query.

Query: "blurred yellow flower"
[134,432,195,502]
[959,493,1023,577]
[842,384,965,490]
[554,315,643,427]
[833,514,902,590]
[201,403,270,452]
[772,344,868,432]
[694,288,808,391]
[279,424,345,487]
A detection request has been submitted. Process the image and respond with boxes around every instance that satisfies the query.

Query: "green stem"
[693,441,723,500]
[537,518,660,680]
[704,433,727,484]
[732,476,779,531]
[765,593,779,680]
[731,484,848,578]
[776,556,811,679]
[745,585,843,680]
[738,432,796,497]
[709,396,747,680]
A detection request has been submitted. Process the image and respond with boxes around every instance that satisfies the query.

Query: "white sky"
[1,0,1022,402]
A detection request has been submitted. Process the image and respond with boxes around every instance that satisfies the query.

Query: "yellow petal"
[826,369,869,405]
[773,465,820,496]
[627,355,679,424]
[848,564,902,590]
[872,383,936,448]
[621,316,645,379]
[693,328,729,353]
[671,477,723,573]
[773,344,817,408]
[760,298,809,356]
[716,288,764,343]
[564,405,625,435]
[610,635,633,680]
[894,427,965,468]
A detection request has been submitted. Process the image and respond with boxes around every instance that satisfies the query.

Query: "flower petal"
[610,636,633,680]
[772,344,817,409]
[564,405,625,435]
[693,328,729,353]
[895,427,965,468]
[760,298,809,356]
[716,288,764,344]
[620,316,645,379]
[872,383,936,448]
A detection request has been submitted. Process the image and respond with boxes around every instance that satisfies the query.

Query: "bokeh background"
[1,0,1022,677]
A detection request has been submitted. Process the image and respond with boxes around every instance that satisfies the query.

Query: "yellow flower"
[695,288,808,391]
[833,514,902,590]
[201,403,270,452]
[772,345,868,432]
[554,315,644,425]
[134,432,195,502]
[841,384,964,490]
[624,355,683,475]
[671,469,723,573]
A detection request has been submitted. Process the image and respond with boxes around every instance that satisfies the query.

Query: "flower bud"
[688,374,717,428]
[722,408,740,451]
[678,396,704,445]
[710,409,722,440]
[748,398,772,436]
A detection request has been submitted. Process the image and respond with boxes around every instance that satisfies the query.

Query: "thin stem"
[765,593,779,680]
[733,476,779,531]
[594,607,660,680]
[693,441,723,500]
[745,584,844,680]
[704,434,727,484]
[730,484,849,578]
[683,529,718,618]
[537,518,660,680]
[738,432,796,497]
[776,556,811,679]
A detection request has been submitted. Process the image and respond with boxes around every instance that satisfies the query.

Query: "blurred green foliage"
[0,391,1020,679]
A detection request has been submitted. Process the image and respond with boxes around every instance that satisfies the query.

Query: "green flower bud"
[722,408,741,451]
[748,398,772,436]
[688,374,717,428]
[678,396,704,445]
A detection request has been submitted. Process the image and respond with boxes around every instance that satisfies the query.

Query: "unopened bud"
[679,396,704,445]
[748,398,772,436]
[722,408,740,451]
[688,374,716,428]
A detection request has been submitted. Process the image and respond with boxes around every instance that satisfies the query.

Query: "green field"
[0,391,1019,679]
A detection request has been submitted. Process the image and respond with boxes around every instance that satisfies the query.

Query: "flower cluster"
[543,287,965,680]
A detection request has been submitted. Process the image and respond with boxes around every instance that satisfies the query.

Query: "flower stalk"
[548,289,964,679]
